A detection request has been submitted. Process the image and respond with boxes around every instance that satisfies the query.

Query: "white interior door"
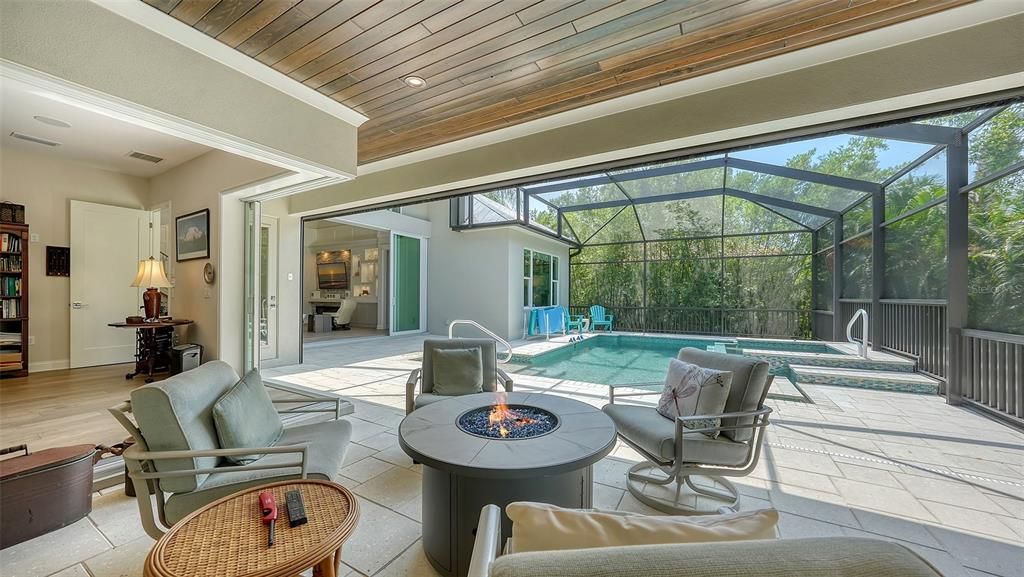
[259,216,278,360]
[70,201,158,368]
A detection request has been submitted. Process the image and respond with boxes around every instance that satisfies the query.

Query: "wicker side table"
[145,480,359,577]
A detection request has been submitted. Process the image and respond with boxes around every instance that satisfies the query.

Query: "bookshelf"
[1,223,28,377]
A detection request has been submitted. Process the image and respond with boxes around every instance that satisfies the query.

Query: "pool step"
[789,365,939,395]
[741,349,916,373]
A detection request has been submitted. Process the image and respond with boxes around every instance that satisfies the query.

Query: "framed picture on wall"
[176,209,210,261]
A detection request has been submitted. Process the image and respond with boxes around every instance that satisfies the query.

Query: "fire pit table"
[399,391,616,577]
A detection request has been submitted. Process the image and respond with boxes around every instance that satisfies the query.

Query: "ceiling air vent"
[127,151,164,164]
[10,131,61,147]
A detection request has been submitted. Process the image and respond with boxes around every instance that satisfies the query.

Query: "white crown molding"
[91,0,368,128]
[1,59,355,180]
[358,0,1024,176]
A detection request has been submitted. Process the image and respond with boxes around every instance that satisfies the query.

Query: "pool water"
[512,335,837,386]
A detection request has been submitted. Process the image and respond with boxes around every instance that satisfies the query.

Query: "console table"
[108,319,192,383]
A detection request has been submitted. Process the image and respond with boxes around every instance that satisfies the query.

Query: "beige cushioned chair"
[109,360,353,538]
[406,338,513,414]
[602,348,773,514]
[468,504,946,577]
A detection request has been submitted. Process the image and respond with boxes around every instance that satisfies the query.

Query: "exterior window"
[523,249,559,307]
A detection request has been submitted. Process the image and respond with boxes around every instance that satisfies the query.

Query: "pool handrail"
[449,320,513,363]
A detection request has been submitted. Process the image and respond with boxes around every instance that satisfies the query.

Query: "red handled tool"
[259,491,278,547]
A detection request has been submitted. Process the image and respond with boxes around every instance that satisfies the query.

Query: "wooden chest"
[0,444,95,549]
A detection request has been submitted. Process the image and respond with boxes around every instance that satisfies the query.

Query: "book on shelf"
[1,277,21,296]
[1,299,22,319]
[0,254,22,273]
[0,332,21,345]
[1,233,22,253]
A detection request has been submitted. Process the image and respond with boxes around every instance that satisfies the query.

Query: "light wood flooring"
[0,364,150,452]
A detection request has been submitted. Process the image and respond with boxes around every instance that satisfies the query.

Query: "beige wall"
[0,147,150,371]
[0,0,358,177]
[149,150,285,365]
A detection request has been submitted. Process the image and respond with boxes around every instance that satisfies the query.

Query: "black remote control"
[285,490,308,528]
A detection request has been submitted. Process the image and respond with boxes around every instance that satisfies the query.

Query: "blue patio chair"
[561,306,585,334]
[589,305,614,332]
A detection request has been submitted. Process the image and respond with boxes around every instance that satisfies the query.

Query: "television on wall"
[317,262,349,290]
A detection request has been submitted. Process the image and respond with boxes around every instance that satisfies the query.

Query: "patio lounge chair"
[589,305,614,331]
[467,504,946,577]
[406,338,514,414]
[602,348,773,514]
[561,306,585,334]
[108,361,353,539]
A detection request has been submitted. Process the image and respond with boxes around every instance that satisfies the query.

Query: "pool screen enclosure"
[451,100,1024,425]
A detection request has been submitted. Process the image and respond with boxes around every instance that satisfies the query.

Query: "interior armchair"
[109,360,354,539]
[602,348,773,514]
[407,338,513,415]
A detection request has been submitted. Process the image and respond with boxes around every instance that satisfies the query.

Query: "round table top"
[399,392,617,479]
[144,480,359,577]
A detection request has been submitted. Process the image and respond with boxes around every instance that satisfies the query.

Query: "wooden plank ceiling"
[143,0,971,164]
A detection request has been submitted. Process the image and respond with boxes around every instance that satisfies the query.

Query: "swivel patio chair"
[407,338,514,415]
[109,360,353,539]
[602,348,773,514]
[589,305,614,331]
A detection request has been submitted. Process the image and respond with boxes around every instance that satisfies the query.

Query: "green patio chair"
[589,305,614,332]
[561,306,585,334]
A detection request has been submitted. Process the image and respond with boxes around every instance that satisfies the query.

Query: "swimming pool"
[511,335,840,386]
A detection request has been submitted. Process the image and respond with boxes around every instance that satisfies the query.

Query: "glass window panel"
[528,199,558,234]
[647,259,722,310]
[724,232,811,257]
[730,135,932,182]
[841,235,872,299]
[885,149,946,220]
[586,206,644,244]
[569,262,643,316]
[968,171,1024,333]
[884,203,947,299]
[728,168,865,211]
[615,167,725,199]
[646,238,719,261]
[635,195,722,240]
[574,243,643,263]
[472,191,518,224]
[813,248,834,311]
[560,215,579,242]
[552,256,559,281]
[817,220,835,249]
[563,206,622,243]
[722,255,811,312]
[531,252,552,307]
[844,197,872,238]
[919,108,993,128]
[723,196,803,234]
[968,103,1024,183]
[524,174,626,208]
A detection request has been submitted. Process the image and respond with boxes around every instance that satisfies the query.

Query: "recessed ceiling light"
[33,115,72,128]
[403,76,426,88]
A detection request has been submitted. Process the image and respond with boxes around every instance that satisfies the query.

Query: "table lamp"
[131,257,172,321]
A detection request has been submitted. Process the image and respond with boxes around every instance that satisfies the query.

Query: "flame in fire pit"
[488,392,535,438]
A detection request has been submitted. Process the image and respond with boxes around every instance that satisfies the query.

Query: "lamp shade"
[131,257,172,288]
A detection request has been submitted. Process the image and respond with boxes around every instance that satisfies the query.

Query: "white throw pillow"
[506,502,778,554]
[657,358,732,438]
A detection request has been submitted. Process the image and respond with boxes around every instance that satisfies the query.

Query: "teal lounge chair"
[589,305,614,332]
[561,306,585,334]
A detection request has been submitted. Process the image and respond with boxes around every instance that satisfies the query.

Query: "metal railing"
[811,310,833,340]
[448,320,513,363]
[880,300,947,380]
[846,308,869,358]
[961,329,1024,426]
[838,299,872,346]
[567,306,811,339]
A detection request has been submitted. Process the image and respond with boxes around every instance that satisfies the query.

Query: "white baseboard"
[29,359,70,373]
